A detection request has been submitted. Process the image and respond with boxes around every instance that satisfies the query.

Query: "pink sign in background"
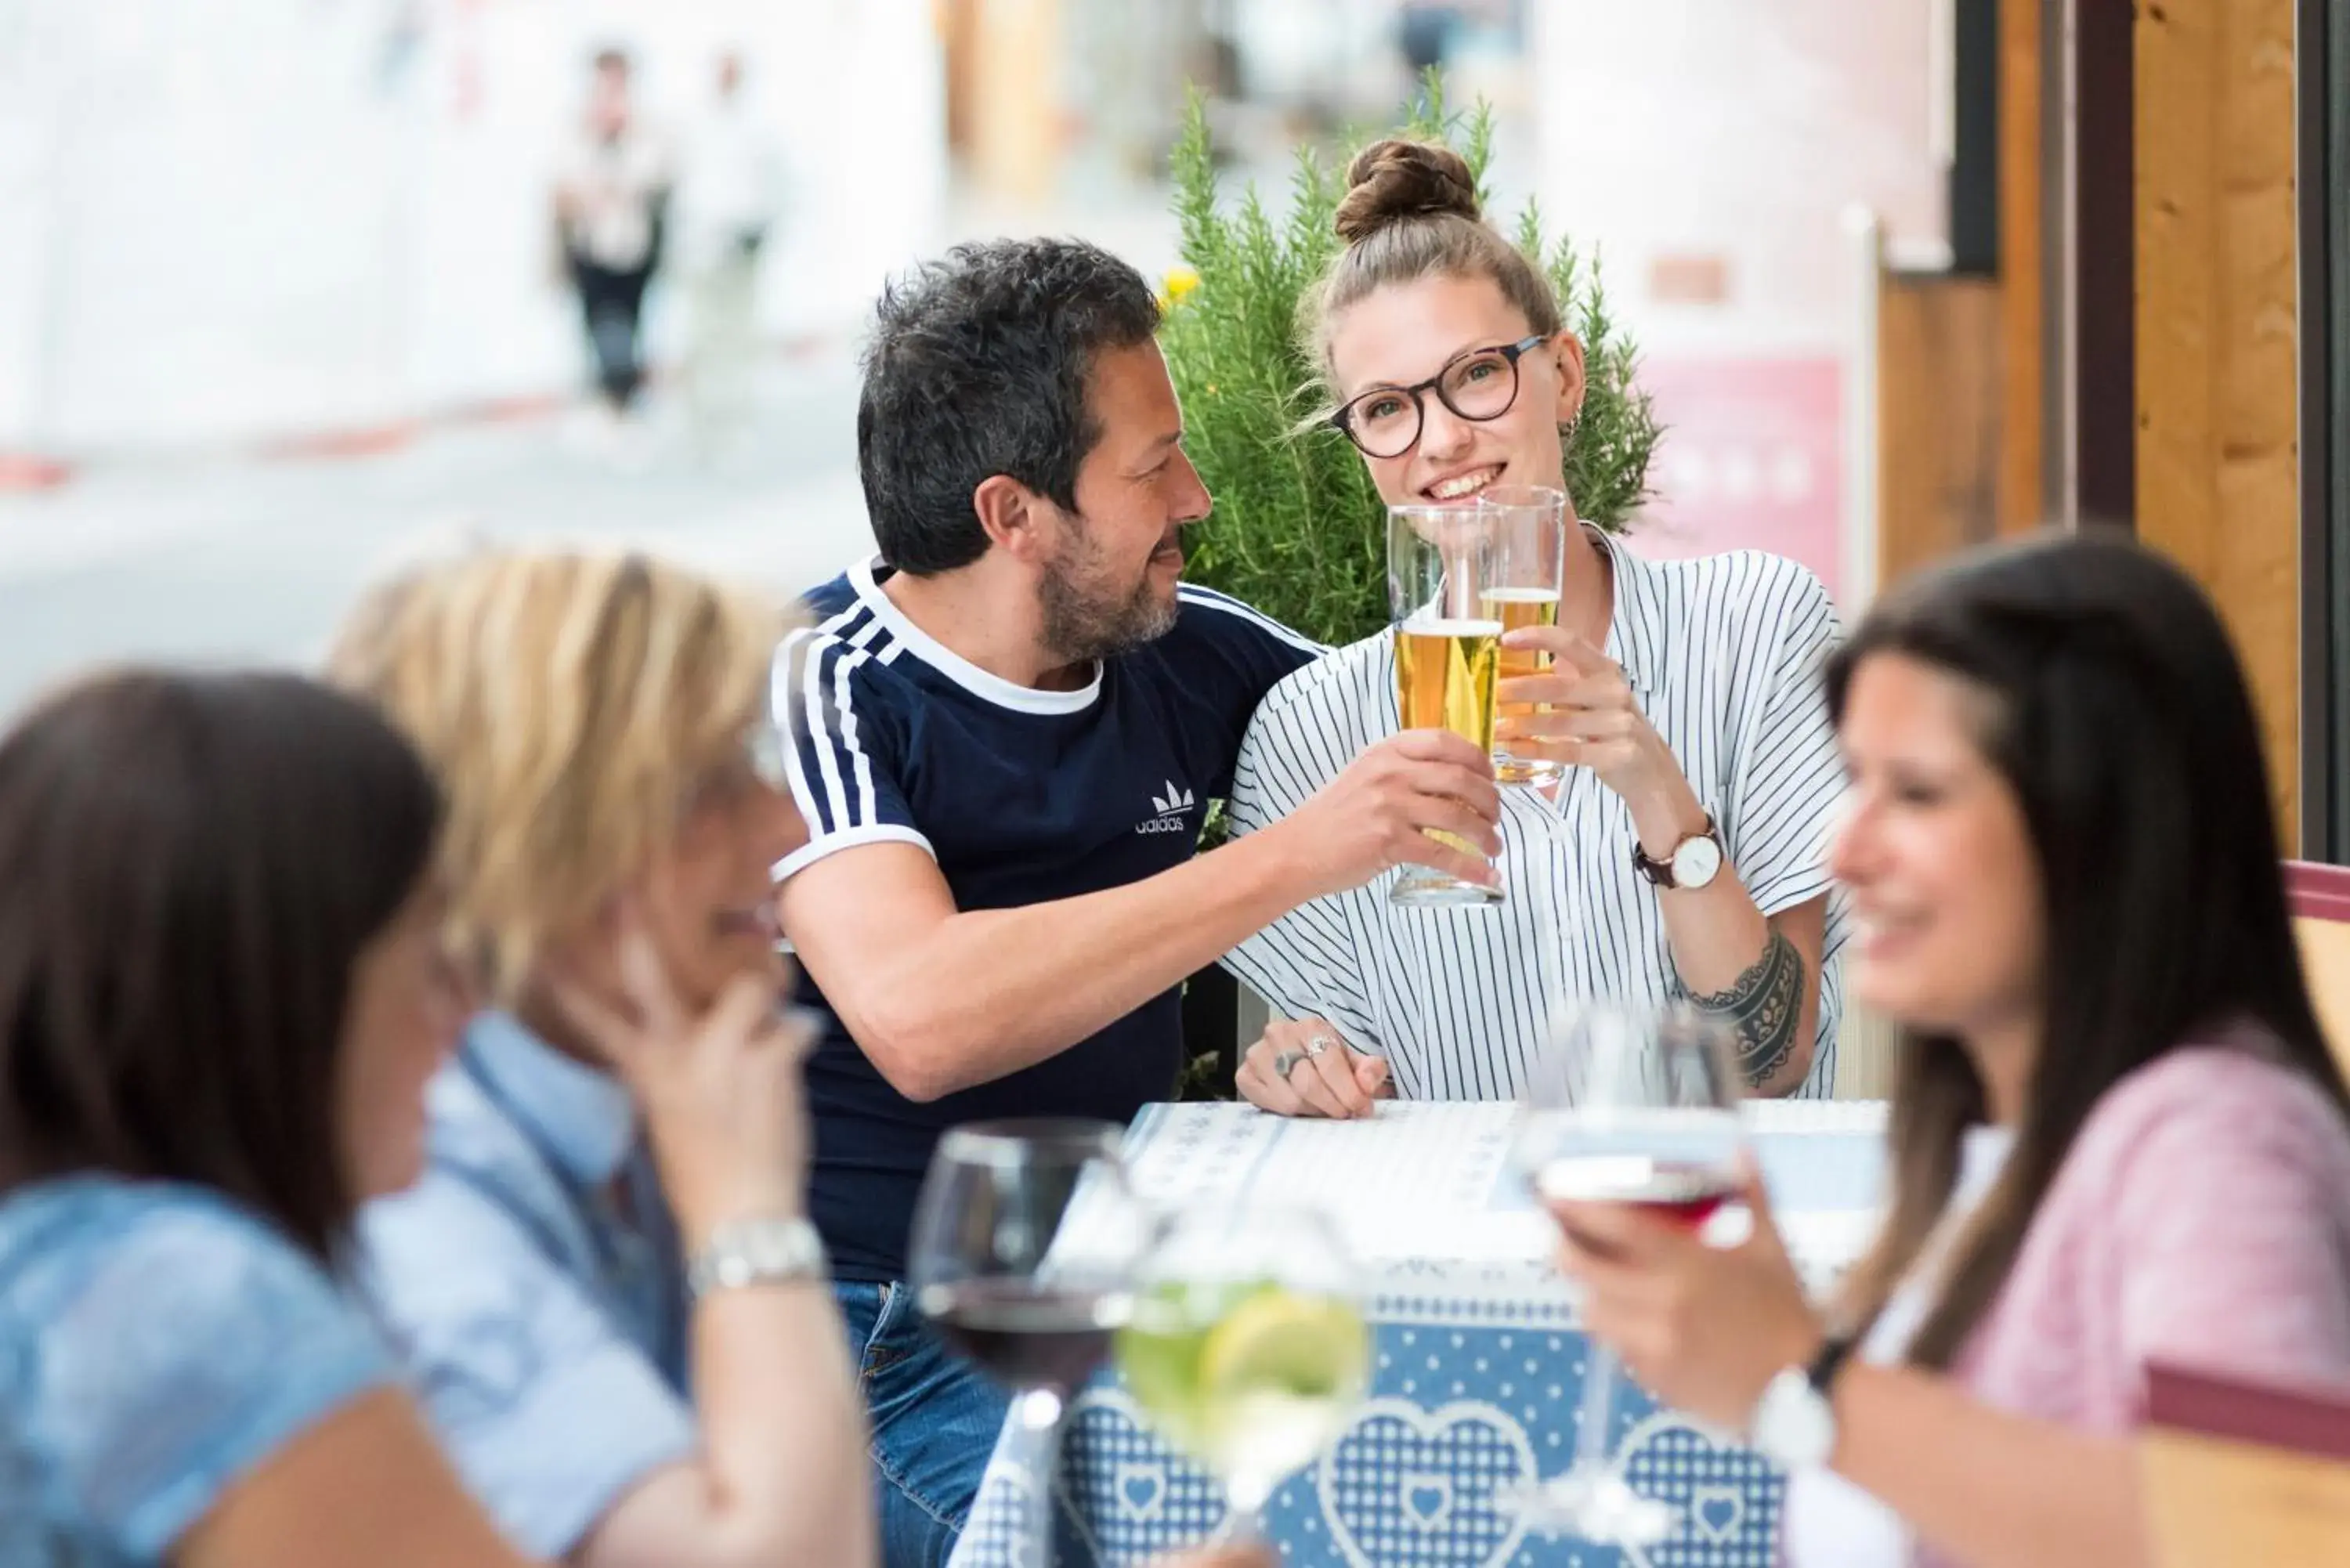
[1619,356,1846,606]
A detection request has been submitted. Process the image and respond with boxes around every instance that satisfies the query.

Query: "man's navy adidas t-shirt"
[778,558,1321,1283]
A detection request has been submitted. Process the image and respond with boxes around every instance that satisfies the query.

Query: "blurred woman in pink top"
[1553,530,2350,1567]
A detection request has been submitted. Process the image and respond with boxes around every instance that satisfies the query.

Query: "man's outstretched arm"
[779,731,1499,1101]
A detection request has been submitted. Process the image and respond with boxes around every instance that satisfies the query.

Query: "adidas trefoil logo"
[1137,779,1196,835]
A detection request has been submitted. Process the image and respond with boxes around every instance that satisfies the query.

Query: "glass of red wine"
[909,1118,1144,1568]
[1505,1000,1747,1546]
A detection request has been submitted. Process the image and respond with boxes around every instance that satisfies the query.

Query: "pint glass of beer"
[1480,485,1567,787]
[1388,502,1504,907]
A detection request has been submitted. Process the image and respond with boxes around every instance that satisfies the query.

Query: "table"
[947,1098,1889,1568]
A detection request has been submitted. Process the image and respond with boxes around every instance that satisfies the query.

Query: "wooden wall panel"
[967,0,1064,203]
[2297,916,2350,1080]
[1878,273,2005,588]
[1996,0,2045,531]
[2136,0,2302,839]
[2290,861,2350,1075]
[2142,1425,2350,1564]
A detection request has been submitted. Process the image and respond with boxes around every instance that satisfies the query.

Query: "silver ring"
[1272,1049,1303,1081]
[1304,1035,1334,1059]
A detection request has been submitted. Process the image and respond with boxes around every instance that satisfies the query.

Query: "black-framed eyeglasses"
[1328,334,1549,459]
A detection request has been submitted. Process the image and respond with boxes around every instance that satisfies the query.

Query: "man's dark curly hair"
[856,237,1162,576]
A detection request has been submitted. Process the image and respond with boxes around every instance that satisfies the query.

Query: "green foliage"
[1159,75,1664,649]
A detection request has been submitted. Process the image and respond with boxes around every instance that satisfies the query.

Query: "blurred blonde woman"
[331,548,874,1568]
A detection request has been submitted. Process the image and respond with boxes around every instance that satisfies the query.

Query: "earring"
[1561,406,1584,445]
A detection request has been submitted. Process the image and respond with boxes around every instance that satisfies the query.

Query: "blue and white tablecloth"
[947,1098,1889,1568]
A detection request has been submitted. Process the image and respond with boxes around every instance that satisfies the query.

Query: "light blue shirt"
[0,1177,392,1566]
[358,1011,696,1558]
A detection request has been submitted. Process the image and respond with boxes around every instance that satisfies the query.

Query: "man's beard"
[1038,528,1180,664]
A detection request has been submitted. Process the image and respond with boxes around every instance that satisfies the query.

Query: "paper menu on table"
[1113,1097,1893,1288]
[1120,1100,1553,1269]
[1126,1101,1512,1201]
[1246,1101,1517,1212]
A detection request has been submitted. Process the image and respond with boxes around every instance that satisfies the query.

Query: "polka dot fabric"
[949,1322,1784,1568]
[945,1100,1888,1568]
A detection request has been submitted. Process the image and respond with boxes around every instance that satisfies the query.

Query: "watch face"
[1755,1367,1837,1469]
[1673,833,1724,889]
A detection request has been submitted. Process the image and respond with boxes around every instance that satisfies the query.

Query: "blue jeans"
[834,1280,1010,1568]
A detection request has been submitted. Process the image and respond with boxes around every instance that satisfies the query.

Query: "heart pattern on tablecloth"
[1318,1399,1535,1568]
[956,1460,1039,1568]
[1614,1411,1783,1568]
[1690,1484,1745,1543]
[1400,1472,1453,1530]
[1057,1389,1225,1564]
[1113,1462,1166,1522]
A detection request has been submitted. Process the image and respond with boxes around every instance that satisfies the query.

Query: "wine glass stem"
[1217,1479,1271,1545]
[1575,1343,1622,1472]
[1012,1386,1067,1568]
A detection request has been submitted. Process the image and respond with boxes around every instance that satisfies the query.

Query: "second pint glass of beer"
[1480,484,1568,787]
[1388,502,1505,907]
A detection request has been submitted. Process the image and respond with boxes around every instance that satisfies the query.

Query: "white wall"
[1527,0,1945,356]
[0,0,947,455]
[1515,0,1949,601]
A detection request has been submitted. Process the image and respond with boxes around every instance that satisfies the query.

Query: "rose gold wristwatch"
[1632,815,1725,890]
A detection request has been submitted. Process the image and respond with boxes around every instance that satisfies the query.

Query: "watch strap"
[685,1215,828,1301]
[1806,1331,1857,1398]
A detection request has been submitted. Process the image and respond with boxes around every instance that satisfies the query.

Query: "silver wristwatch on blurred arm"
[1749,1333,1856,1471]
[685,1216,829,1301]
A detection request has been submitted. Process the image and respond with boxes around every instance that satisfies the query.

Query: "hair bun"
[1333,139,1481,244]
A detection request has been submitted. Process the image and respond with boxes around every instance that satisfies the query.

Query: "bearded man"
[776,237,1500,1566]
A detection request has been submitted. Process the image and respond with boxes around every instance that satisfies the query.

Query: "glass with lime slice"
[1115,1203,1368,1535]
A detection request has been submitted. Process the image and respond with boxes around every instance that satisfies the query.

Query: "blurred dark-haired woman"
[1549,532,2350,1567]
[0,670,546,1568]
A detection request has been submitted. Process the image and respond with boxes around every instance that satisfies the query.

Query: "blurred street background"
[0,0,1959,717]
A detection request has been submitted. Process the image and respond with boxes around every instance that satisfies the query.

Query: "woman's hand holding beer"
[1272,729,1501,899]
[1237,1015,1393,1119]
[1496,629,1706,845]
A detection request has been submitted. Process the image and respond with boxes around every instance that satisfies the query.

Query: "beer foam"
[1398,618,1504,636]
[1480,587,1562,605]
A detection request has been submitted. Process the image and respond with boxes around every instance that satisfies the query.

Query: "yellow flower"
[1162,266,1201,307]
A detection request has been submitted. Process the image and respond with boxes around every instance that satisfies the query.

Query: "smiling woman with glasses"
[1219,136,1856,1122]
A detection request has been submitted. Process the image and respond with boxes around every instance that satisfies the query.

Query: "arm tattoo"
[1688,927,1807,1089]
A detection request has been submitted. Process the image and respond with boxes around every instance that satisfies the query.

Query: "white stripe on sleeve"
[799,634,855,834]
[776,628,828,832]
[830,640,879,827]
[1178,584,1330,656]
